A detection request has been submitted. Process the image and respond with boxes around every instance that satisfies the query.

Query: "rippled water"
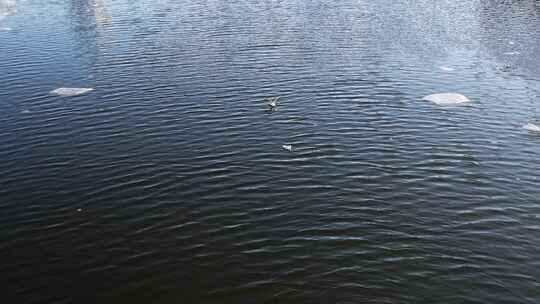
[1,0,540,303]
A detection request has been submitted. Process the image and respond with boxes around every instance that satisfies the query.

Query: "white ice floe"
[282,144,293,152]
[439,66,455,72]
[422,93,471,106]
[50,87,94,97]
[523,123,540,133]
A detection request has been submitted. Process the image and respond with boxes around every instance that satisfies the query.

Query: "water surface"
[1,0,540,303]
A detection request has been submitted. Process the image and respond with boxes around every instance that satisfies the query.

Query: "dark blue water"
[1,0,540,303]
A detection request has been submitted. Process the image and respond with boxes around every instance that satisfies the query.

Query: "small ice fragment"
[51,87,94,97]
[508,41,515,45]
[439,66,455,72]
[282,144,293,152]
[422,93,471,106]
[523,123,540,133]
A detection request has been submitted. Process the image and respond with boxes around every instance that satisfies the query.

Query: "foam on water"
[422,93,471,105]
[50,87,94,97]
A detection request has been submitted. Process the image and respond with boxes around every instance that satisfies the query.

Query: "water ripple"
[1,0,540,303]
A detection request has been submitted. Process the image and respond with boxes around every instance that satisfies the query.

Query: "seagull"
[282,144,293,152]
[499,64,513,72]
[267,96,280,111]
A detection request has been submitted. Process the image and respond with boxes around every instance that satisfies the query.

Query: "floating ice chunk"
[508,41,515,45]
[439,66,455,72]
[282,144,293,152]
[422,93,471,106]
[523,123,540,133]
[50,87,94,97]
